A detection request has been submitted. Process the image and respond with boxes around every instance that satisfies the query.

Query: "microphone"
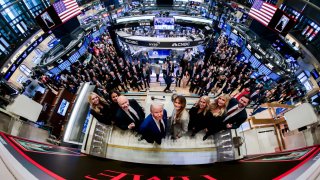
[151,96,165,101]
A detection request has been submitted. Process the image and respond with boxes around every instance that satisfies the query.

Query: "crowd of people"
[33,27,304,144]
[88,91,250,145]
[162,34,301,110]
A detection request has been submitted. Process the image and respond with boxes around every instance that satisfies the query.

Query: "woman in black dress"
[188,96,211,136]
[203,94,230,141]
[108,90,121,123]
[88,92,111,125]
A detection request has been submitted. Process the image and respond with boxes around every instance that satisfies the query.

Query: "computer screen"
[92,30,100,39]
[258,64,272,75]
[269,72,281,81]
[243,48,251,59]
[58,60,71,71]
[49,67,61,75]
[229,32,238,42]
[69,52,81,63]
[57,99,70,116]
[148,49,171,58]
[154,17,175,30]
[78,45,87,56]
[249,55,261,68]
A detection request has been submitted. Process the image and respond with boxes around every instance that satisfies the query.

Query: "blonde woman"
[203,95,230,141]
[171,95,190,140]
[188,96,211,137]
[88,92,111,125]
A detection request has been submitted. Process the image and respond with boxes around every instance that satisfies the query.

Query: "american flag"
[53,0,81,23]
[248,0,277,26]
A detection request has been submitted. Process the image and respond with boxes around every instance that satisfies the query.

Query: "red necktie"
[227,107,239,116]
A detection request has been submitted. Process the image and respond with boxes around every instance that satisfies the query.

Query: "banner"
[118,36,207,48]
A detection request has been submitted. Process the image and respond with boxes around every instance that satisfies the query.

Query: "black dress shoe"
[203,135,208,141]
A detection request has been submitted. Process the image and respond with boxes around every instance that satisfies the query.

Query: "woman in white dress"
[171,95,190,139]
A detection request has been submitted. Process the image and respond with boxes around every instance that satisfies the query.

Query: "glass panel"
[0,37,9,47]
[16,23,25,34]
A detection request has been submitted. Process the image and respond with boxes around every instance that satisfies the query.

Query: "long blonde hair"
[195,96,211,116]
[210,95,230,116]
[88,92,109,114]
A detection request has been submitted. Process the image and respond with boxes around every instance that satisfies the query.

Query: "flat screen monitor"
[269,72,281,81]
[78,45,87,56]
[57,99,70,116]
[229,32,238,42]
[92,31,100,38]
[311,94,319,106]
[258,64,272,76]
[35,6,61,32]
[49,67,61,75]
[249,55,261,68]
[148,49,171,58]
[69,52,80,63]
[154,17,175,30]
[243,48,251,59]
[58,60,71,71]
[237,36,245,47]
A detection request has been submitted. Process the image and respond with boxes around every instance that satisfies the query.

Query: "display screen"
[92,30,100,38]
[58,60,71,71]
[78,45,87,56]
[35,6,62,32]
[57,99,70,116]
[49,67,61,75]
[225,24,231,36]
[268,9,296,36]
[99,26,106,34]
[154,17,175,30]
[229,32,238,42]
[258,64,272,75]
[148,49,171,58]
[237,36,245,48]
[269,72,281,81]
[243,48,251,59]
[249,55,261,68]
[69,52,80,63]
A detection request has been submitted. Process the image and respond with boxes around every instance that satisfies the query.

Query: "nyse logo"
[148,42,160,47]
[172,42,190,47]
[140,22,150,26]
[125,39,139,45]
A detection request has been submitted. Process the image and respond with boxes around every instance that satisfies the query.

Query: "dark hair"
[109,90,121,102]
[174,95,187,120]
[241,94,251,103]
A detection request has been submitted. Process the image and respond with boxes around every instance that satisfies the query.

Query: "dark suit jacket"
[139,110,168,144]
[115,99,145,130]
[90,103,111,125]
[223,98,248,129]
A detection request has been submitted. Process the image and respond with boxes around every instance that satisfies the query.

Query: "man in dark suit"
[222,95,250,129]
[163,73,173,93]
[115,96,145,131]
[139,103,168,145]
